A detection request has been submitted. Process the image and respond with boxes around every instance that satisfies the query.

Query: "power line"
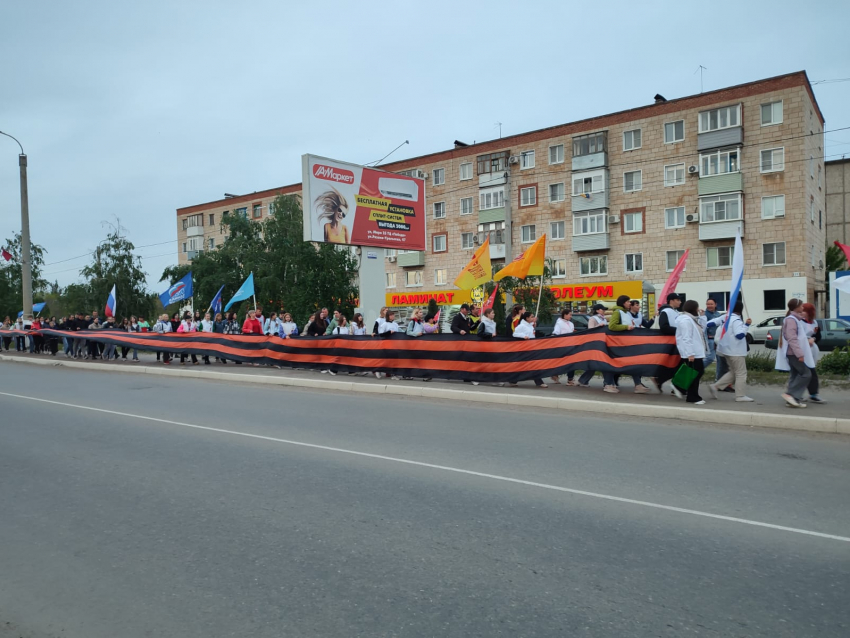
[811,78,850,85]
[42,239,177,267]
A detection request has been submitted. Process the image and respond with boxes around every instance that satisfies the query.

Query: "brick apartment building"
[176,70,826,323]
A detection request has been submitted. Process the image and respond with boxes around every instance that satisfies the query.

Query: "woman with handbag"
[674,300,707,405]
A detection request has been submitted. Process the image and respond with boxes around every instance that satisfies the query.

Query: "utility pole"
[0,131,32,318]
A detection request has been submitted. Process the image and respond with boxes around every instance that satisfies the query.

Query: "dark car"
[534,313,590,337]
[764,317,850,351]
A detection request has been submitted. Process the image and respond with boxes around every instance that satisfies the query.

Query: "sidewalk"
[1,351,847,435]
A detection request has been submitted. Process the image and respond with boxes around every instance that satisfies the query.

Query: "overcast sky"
[2,0,849,291]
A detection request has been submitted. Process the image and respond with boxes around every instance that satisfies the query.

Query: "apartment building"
[176,71,826,323]
[825,157,850,246]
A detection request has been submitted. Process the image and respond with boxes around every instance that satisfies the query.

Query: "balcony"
[697,126,743,152]
[187,249,204,261]
[186,225,204,237]
[572,151,607,172]
[699,220,744,241]
[479,208,505,224]
[698,172,744,196]
[397,251,425,267]
[571,190,609,212]
[572,233,610,252]
[490,243,506,260]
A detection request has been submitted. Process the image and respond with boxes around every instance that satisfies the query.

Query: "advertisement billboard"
[302,154,426,251]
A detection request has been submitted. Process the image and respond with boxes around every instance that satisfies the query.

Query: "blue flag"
[208,285,225,315]
[224,273,255,312]
[160,272,193,307]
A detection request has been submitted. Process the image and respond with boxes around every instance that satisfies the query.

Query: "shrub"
[817,345,850,376]
[746,349,776,372]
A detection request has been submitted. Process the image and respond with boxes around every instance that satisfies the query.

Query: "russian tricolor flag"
[105,285,117,318]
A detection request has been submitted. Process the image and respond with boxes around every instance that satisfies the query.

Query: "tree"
[0,232,48,319]
[486,261,556,334]
[826,244,847,274]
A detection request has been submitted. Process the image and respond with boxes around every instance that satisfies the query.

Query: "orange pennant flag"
[494,234,546,281]
[453,236,492,289]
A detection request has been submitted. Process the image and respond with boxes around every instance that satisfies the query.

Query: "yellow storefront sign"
[547,280,642,301]
[386,290,472,306]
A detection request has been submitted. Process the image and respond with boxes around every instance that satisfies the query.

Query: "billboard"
[302,154,426,251]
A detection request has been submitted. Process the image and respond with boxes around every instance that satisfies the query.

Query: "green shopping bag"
[671,362,700,389]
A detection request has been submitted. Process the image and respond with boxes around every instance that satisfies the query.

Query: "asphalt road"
[1,364,848,637]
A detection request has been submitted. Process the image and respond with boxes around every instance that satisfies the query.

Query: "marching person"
[213,312,227,363]
[100,315,119,361]
[674,300,707,405]
[127,315,141,362]
[422,313,439,335]
[451,304,474,336]
[351,313,367,336]
[264,311,283,337]
[279,312,299,338]
[223,311,242,364]
[652,292,683,396]
[550,308,576,385]
[331,314,352,335]
[179,311,199,365]
[608,295,649,394]
[800,303,825,404]
[477,307,497,338]
[153,313,173,364]
[306,310,326,337]
[406,308,425,336]
[706,299,753,402]
[200,312,214,364]
[775,298,814,408]
[372,307,388,337]
[512,311,547,389]
[577,304,616,392]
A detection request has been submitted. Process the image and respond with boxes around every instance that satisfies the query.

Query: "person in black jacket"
[450,304,474,336]
[653,293,683,394]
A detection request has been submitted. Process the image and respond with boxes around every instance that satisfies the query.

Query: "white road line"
[2,390,848,544]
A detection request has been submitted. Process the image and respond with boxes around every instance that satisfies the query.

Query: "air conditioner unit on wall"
[688,165,699,174]
[608,215,620,224]
[388,256,396,263]
[509,156,520,165]
[473,234,481,245]
[686,213,698,223]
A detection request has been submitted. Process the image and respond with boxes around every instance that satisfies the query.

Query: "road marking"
[2,390,848,543]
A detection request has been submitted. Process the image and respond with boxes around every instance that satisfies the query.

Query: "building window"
[623,211,643,233]
[760,148,785,173]
[572,171,605,195]
[666,250,686,272]
[479,188,505,210]
[764,289,786,311]
[810,199,815,223]
[434,269,447,285]
[698,104,741,133]
[549,144,564,164]
[549,182,565,202]
[623,170,642,192]
[520,186,537,207]
[551,258,566,278]
[707,246,734,269]
[625,253,643,273]
[236,207,247,217]
[812,245,816,267]
[433,234,447,253]
[763,242,786,266]
[477,151,509,175]
[459,162,472,181]
[665,206,686,229]
[433,202,446,219]
[386,272,396,288]
[460,197,473,216]
[209,213,215,226]
[433,168,445,186]
[664,163,686,186]
[761,195,785,219]
[573,211,606,236]
[700,193,742,222]
[810,156,815,178]
[579,255,607,276]
[267,202,275,216]
[182,213,203,230]
[406,270,423,287]
[253,204,262,218]
[521,224,536,243]
[700,148,739,176]
[761,101,783,126]
[623,129,641,151]
[664,120,685,143]
[551,220,565,240]
[182,242,187,253]
[819,209,822,229]
[572,131,607,157]
[385,249,397,258]
[208,238,215,250]
[461,232,474,249]
[520,150,535,169]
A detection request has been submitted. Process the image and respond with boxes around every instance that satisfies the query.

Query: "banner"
[31,328,678,384]
[302,154,426,251]
[160,272,193,307]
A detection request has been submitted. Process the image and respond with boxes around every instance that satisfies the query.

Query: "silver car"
[748,315,785,344]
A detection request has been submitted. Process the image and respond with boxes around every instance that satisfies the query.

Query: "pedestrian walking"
[200,312,214,364]
[674,300,707,405]
[577,304,617,392]
[351,313,367,336]
[800,303,825,404]
[179,311,199,365]
[775,299,814,408]
[651,292,683,395]
[512,311,547,388]
[406,308,425,336]
[279,312,299,338]
[706,300,752,402]
[550,308,576,385]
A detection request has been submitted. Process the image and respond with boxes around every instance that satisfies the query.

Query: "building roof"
[178,70,822,216]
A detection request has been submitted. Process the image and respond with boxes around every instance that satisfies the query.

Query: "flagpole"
[534,275,543,318]
[253,294,257,312]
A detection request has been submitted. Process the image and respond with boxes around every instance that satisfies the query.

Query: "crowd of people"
[0,294,826,407]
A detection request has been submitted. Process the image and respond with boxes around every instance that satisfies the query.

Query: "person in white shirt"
[477,308,497,338]
[378,310,400,335]
[550,308,575,385]
[512,311,548,388]
[351,313,367,336]
[705,299,753,401]
[179,311,199,365]
[278,312,298,338]
[264,312,283,337]
[674,300,708,404]
[152,313,173,364]
[372,307,388,337]
[331,315,352,335]
[200,312,214,365]
[577,304,616,391]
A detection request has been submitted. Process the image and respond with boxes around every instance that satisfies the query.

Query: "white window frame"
[520,150,535,170]
[459,162,473,181]
[479,187,505,210]
[624,252,643,273]
[811,199,815,222]
[433,201,446,219]
[700,193,742,223]
[818,165,822,187]
[460,197,473,216]
[520,186,537,207]
[579,256,608,277]
[405,270,423,288]
[761,195,785,219]
[572,170,606,196]
[707,246,735,270]
[433,234,447,252]
[762,242,786,267]
[623,170,642,192]
[551,258,567,278]
[623,128,641,151]
[760,147,785,173]
[182,242,187,253]
[550,220,565,240]
[664,120,685,144]
[573,211,607,236]
[549,182,565,202]
[666,250,686,272]
[810,156,815,178]
[434,268,447,285]
[665,206,686,229]
[433,168,445,186]
[521,224,536,243]
[761,100,783,127]
[461,232,474,250]
[699,148,740,177]
[549,144,564,165]
[664,163,686,186]
[698,104,741,133]
[208,238,215,250]
[386,272,397,288]
[623,211,643,234]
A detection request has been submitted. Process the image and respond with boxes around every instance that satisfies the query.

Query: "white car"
[748,315,785,344]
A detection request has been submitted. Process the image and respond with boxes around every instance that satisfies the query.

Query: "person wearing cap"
[451,304,479,385]
[576,304,618,392]
[608,295,650,394]
[652,292,684,397]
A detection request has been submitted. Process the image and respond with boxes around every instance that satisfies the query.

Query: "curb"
[2,354,846,436]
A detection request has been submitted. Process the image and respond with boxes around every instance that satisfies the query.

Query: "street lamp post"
[0,130,32,318]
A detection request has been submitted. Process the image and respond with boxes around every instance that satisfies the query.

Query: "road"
[1,364,848,637]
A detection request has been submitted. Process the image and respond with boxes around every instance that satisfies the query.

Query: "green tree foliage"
[0,232,48,319]
[484,261,556,335]
[161,195,358,326]
[826,244,847,273]
[427,298,439,318]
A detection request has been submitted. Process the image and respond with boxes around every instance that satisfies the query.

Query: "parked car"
[748,315,785,344]
[535,313,590,337]
[764,317,850,351]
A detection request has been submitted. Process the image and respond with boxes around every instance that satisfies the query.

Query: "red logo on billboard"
[313,164,355,184]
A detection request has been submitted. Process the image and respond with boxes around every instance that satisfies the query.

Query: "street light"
[0,130,32,318]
